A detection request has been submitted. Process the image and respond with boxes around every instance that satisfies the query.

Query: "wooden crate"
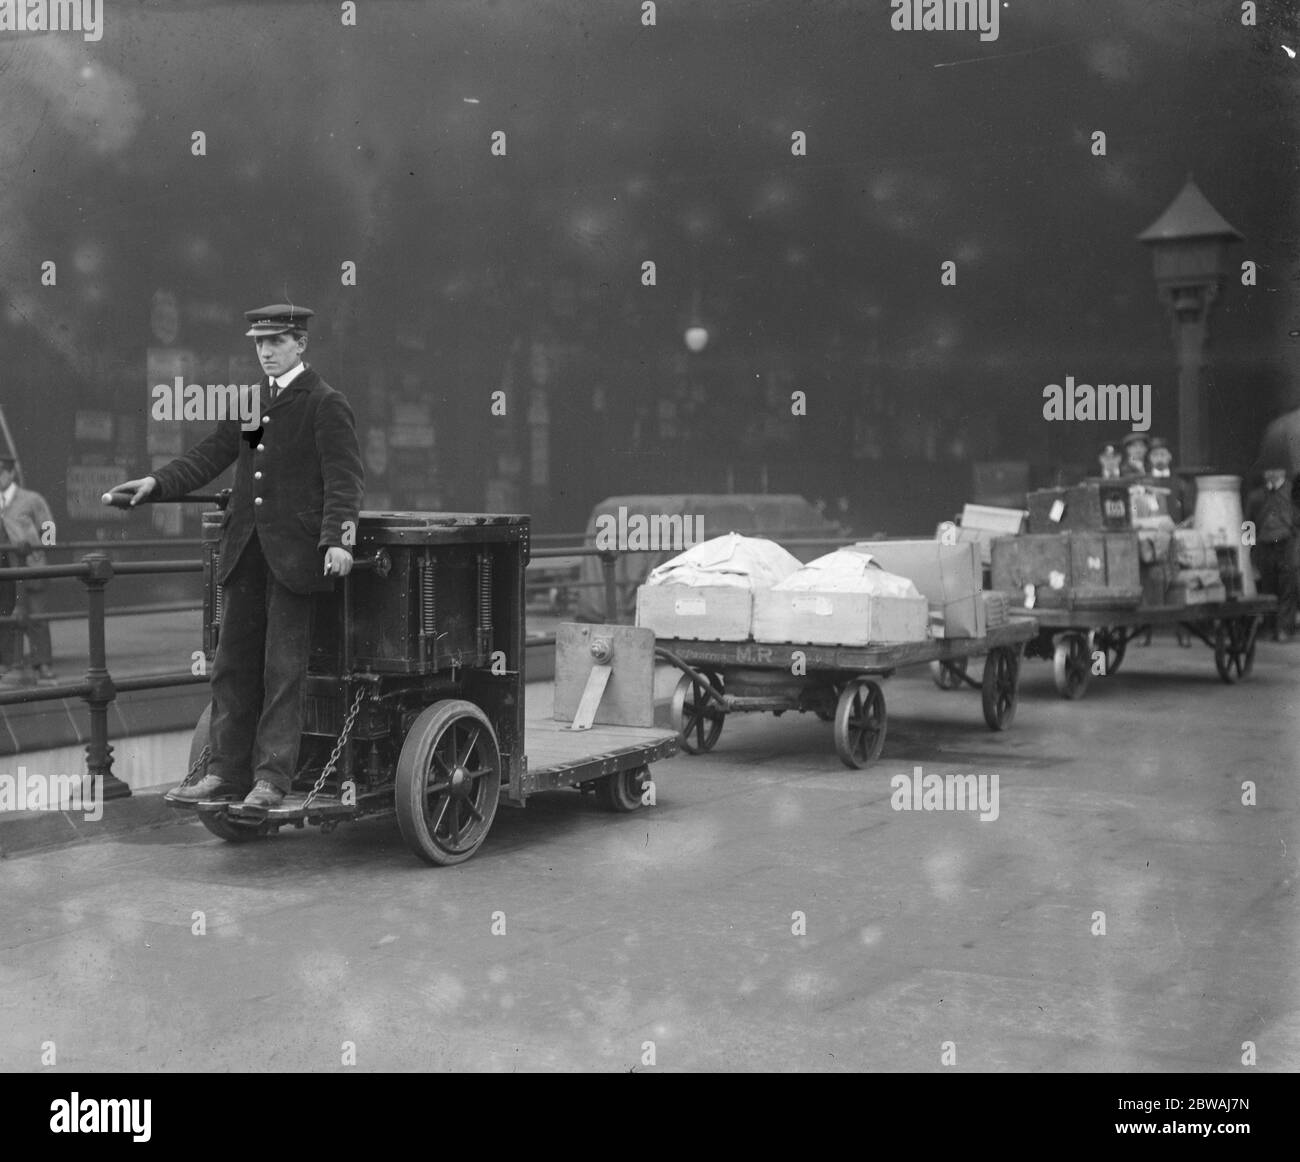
[635,584,753,641]
[1168,580,1226,606]
[1027,482,1131,533]
[863,539,986,638]
[751,589,929,646]
[991,531,1141,608]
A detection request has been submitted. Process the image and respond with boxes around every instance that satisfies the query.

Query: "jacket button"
[256,444,265,452]
[261,415,270,424]
[254,497,263,506]
[254,471,262,480]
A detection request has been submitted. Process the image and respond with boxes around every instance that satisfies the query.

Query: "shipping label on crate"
[790,595,833,616]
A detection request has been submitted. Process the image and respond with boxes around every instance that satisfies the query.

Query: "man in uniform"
[110,304,364,807]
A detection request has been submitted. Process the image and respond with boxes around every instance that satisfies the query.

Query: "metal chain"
[302,685,368,810]
[178,743,212,788]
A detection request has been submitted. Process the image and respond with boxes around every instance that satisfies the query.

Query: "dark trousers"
[0,581,51,669]
[208,531,313,793]
[1255,538,1297,636]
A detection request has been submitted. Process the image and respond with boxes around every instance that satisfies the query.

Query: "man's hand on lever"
[102,477,157,507]
[324,546,353,577]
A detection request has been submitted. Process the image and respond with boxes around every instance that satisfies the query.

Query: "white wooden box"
[863,539,986,638]
[635,584,753,641]
[750,589,930,646]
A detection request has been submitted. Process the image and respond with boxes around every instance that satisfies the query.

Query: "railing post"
[599,550,620,622]
[80,552,130,800]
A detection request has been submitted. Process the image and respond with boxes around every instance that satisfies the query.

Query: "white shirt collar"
[0,482,16,505]
[270,361,307,390]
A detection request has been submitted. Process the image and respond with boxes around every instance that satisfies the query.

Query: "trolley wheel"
[395,699,501,866]
[593,764,650,812]
[981,647,1021,730]
[1052,633,1091,700]
[1214,617,1257,683]
[1092,626,1128,676]
[187,703,267,843]
[833,678,887,770]
[671,671,725,754]
[930,658,969,690]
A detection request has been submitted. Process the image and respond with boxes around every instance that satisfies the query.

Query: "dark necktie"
[267,379,279,405]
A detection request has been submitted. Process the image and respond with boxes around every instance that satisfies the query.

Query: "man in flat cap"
[1120,432,1149,478]
[110,303,364,807]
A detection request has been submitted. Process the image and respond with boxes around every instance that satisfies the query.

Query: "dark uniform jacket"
[151,366,364,594]
[1245,482,1300,546]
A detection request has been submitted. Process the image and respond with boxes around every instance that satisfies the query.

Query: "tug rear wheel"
[396,700,502,866]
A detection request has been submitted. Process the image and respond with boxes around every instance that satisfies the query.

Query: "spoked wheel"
[1213,617,1257,683]
[395,699,501,866]
[981,647,1020,730]
[593,764,649,812]
[833,678,887,769]
[186,703,267,843]
[1052,633,1091,700]
[1092,626,1128,676]
[671,670,725,754]
[930,658,969,690]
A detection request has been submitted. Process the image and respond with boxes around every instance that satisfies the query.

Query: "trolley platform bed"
[1007,594,1277,699]
[653,619,1036,769]
[520,719,680,792]
[194,719,679,829]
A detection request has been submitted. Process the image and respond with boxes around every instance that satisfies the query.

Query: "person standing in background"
[0,456,56,686]
[1120,432,1149,478]
[1245,463,1299,642]
[1097,442,1123,479]
[1145,437,1188,523]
